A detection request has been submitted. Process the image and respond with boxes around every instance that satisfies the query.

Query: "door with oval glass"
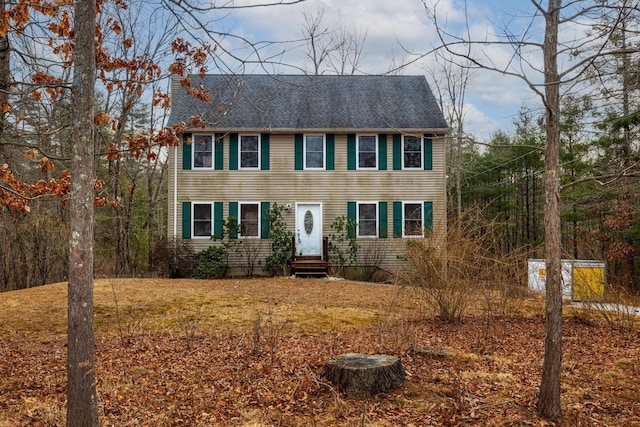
[296,203,322,256]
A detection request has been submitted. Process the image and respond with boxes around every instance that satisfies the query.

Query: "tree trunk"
[110,157,124,276]
[537,0,563,421]
[322,353,405,398]
[67,0,98,425]
[0,0,9,146]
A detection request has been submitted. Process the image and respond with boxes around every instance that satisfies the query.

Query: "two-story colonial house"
[168,74,448,277]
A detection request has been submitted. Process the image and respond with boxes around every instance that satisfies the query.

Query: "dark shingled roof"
[168,74,448,132]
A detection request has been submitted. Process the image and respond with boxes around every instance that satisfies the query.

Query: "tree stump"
[322,353,405,398]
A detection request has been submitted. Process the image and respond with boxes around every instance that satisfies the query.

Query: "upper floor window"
[403,202,423,237]
[193,135,213,169]
[304,135,325,169]
[403,135,422,169]
[239,202,260,238]
[240,135,260,169]
[357,202,378,237]
[358,135,377,169]
[193,203,213,237]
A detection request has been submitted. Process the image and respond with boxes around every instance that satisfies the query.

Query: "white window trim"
[304,134,326,170]
[192,134,215,170]
[357,201,378,238]
[356,134,378,170]
[238,201,261,239]
[402,201,424,238]
[239,134,261,170]
[192,201,214,239]
[402,135,423,170]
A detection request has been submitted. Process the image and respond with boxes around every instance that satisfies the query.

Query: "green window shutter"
[213,202,224,237]
[424,136,432,170]
[378,201,388,238]
[347,134,356,170]
[392,134,402,170]
[182,133,192,170]
[261,202,270,239]
[378,134,387,171]
[294,133,303,170]
[261,133,270,170]
[347,201,356,239]
[228,202,238,239]
[424,201,433,234]
[229,133,239,170]
[326,133,335,170]
[181,201,191,239]
[215,133,224,170]
[393,201,402,238]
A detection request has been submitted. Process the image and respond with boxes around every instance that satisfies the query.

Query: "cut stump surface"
[322,353,405,398]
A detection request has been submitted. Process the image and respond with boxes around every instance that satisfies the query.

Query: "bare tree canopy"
[299,5,367,75]
[0,0,308,423]
[420,0,640,420]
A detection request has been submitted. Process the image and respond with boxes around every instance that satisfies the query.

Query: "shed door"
[296,203,322,256]
[572,265,606,301]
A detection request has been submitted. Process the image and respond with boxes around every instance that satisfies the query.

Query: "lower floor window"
[240,203,260,238]
[193,203,212,237]
[404,202,423,237]
[187,200,430,241]
[358,202,377,237]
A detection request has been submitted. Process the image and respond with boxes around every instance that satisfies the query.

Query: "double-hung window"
[403,202,423,237]
[357,135,377,169]
[304,135,325,169]
[239,202,260,238]
[403,135,422,169]
[240,135,260,169]
[193,135,213,169]
[193,203,213,237]
[357,202,378,237]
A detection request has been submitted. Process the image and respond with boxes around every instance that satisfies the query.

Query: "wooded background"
[0,1,639,292]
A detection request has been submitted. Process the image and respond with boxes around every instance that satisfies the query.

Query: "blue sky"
[207,0,548,141]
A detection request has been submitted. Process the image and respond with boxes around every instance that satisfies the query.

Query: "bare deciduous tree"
[299,5,367,75]
[2,0,309,424]
[421,0,640,420]
[96,1,181,277]
[301,6,333,74]
[327,21,368,75]
[0,0,8,145]
[425,51,473,218]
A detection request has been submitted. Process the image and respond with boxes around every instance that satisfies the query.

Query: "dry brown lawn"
[0,277,639,426]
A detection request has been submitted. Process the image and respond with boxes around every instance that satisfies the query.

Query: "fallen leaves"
[0,278,638,426]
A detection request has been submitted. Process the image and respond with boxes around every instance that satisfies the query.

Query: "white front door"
[296,203,322,256]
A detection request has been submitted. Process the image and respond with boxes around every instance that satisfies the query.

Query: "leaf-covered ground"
[0,278,638,426]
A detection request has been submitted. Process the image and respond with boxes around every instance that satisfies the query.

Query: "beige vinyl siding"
[169,132,446,274]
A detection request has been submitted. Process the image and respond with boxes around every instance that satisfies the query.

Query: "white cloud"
[463,103,503,140]
[215,0,551,138]
[225,0,440,73]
